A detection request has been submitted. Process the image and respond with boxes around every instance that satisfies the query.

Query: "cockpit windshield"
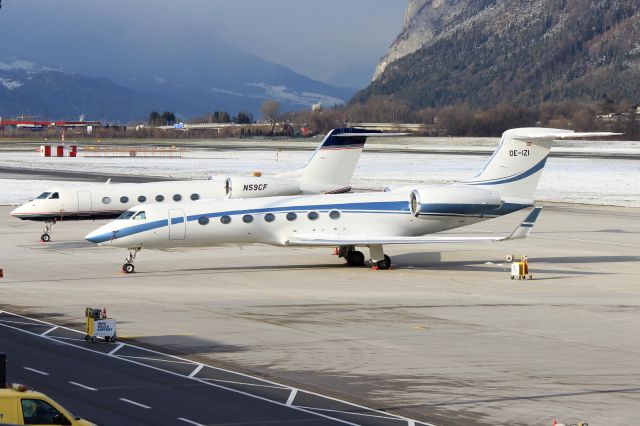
[117,211,137,220]
[36,192,52,199]
[132,211,146,220]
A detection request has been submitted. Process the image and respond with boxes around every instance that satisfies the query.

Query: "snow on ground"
[1,150,639,207]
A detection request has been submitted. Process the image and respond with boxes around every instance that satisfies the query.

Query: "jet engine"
[224,177,302,199]
[409,185,503,217]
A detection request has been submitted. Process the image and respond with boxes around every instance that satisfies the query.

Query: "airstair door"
[77,191,92,216]
[168,209,186,240]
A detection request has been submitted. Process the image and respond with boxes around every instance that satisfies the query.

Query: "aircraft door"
[77,191,92,215]
[168,209,186,240]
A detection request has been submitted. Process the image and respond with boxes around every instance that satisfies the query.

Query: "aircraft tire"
[376,255,391,270]
[346,250,365,267]
[122,263,135,274]
[41,233,51,242]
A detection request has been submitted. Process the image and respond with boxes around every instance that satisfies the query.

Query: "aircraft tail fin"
[285,128,403,193]
[465,128,620,200]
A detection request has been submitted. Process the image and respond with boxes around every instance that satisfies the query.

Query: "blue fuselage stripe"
[467,157,548,185]
[87,201,532,244]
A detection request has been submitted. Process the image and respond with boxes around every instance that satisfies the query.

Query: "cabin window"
[307,211,319,221]
[220,215,232,224]
[133,211,146,220]
[190,193,200,201]
[173,194,182,202]
[264,213,275,223]
[120,196,129,204]
[155,195,165,202]
[329,210,341,220]
[102,197,112,204]
[118,211,136,220]
[286,212,297,221]
[198,216,209,225]
[49,192,59,199]
[138,195,147,203]
[36,192,51,199]
[242,214,254,223]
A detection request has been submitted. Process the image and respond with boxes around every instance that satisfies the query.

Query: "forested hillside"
[358,0,640,110]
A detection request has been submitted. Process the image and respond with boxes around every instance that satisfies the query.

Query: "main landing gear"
[122,247,141,274]
[337,245,392,270]
[40,220,56,242]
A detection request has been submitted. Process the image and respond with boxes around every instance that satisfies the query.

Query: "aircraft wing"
[286,207,542,247]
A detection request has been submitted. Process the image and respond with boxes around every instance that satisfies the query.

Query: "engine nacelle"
[225,177,302,199]
[409,185,503,217]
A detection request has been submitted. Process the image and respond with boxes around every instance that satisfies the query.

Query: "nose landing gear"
[122,247,141,274]
[40,220,56,242]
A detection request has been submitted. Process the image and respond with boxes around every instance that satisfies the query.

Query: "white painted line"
[108,343,124,355]
[23,367,49,376]
[40,326,58,336]
[286,388,298,406]
[120,398,151,409]
[202,377,287,390]
[119,354,195,366]
[177,418,205,426]
[296,405,401,420]
[408,420,416,426]
[69,381,97,391]
[0,319,50,327]
[188,363,204,378]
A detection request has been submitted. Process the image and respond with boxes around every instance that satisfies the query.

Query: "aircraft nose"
[85,225,116,244]
[10,204,26,217]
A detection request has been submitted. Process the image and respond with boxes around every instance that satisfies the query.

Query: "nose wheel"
[40,220,56,242]
[122,248,141,274]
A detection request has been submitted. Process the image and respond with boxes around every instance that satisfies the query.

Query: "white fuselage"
[10,179,228,221]
[86,189,525,249]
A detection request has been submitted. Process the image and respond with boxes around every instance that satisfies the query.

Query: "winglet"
[505,207,542,240]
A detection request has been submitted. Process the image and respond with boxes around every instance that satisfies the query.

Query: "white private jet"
[11,127,388,241]
[86,128,618,273]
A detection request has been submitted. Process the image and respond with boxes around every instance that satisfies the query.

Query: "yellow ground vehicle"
[0,384,95,425]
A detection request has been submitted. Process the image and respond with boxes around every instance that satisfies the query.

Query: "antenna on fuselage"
[105,178,111,185]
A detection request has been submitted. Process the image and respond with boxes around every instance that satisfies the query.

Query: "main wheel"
[346,250,365,266]
[122,263,135,274]
[375,255,391,270]
[41,233,51,242]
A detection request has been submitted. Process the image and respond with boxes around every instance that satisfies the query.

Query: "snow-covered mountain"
[0,50,353,122]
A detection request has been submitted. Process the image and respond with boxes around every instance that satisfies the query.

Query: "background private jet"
[12,127,388,241]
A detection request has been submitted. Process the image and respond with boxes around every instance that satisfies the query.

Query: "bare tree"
[261,100,281,136]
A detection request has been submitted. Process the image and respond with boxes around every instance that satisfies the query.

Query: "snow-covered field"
[1,150,639,207]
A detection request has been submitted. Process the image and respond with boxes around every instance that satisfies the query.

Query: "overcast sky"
[1,0,407,82]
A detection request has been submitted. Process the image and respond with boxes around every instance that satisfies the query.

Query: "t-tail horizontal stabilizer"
[504,206,543,240]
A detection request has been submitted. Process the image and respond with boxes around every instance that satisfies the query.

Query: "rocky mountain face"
[362,0,640,110]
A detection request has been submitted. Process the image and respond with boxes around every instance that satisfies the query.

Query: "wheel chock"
[0,268,3,278]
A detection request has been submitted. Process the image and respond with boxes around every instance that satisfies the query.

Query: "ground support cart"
[84,307,117,343]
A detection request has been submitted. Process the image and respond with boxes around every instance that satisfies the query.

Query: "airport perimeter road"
[1,204,640,425]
